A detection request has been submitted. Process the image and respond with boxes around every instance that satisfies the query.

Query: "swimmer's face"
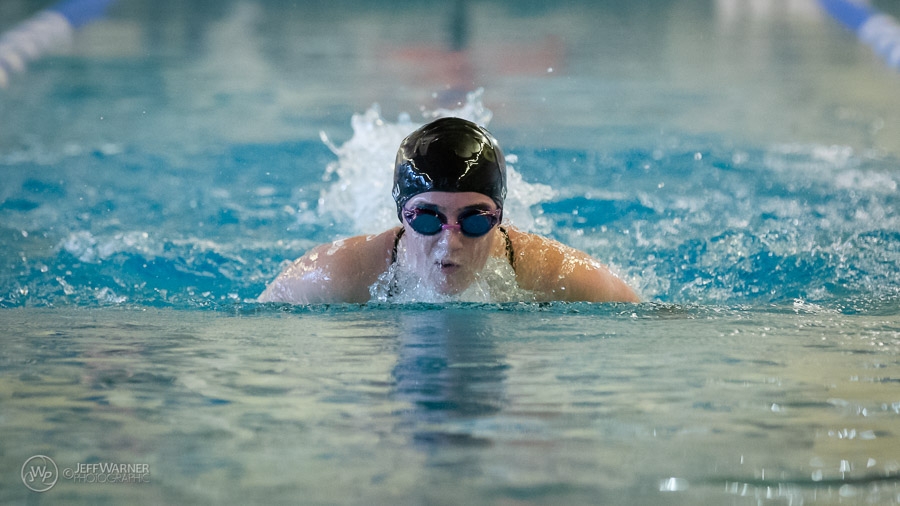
[400,191,501,295]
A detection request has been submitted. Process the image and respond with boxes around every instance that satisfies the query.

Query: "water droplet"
[840,459,852,473]
[839,485,857,497]
[659,477,688,492]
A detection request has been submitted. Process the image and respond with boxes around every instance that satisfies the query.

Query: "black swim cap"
[393,117,507,219]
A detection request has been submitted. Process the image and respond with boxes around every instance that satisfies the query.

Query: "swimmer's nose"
[436,225,465,249]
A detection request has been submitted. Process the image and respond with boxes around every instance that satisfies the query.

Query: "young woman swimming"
[259,117,639,304]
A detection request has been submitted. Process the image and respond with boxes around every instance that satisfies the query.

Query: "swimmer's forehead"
[406,191,498,212]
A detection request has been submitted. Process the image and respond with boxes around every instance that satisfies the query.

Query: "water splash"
[369,256,533,304]
[316,89,555,236]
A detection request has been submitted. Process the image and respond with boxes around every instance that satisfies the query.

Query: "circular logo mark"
[21,455,58,492]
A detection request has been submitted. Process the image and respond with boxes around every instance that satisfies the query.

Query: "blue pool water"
[2,0,900,504]
[2,95,899,310]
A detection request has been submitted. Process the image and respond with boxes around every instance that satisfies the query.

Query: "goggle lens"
[409,212,443,235]
[459,212,495,236]
[404,208,500,238]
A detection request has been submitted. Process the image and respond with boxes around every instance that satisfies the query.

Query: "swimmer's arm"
[510,230,639,303]
[550,249,640,303]
[258,232,394,304]
[257,243,347,304]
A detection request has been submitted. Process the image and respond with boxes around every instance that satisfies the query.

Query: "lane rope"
[819,0,900,70]
[0,0,115,87]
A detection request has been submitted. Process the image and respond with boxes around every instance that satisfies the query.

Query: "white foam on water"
[62,230,158,263]
[316,89,555,236]
[369,256,534,304]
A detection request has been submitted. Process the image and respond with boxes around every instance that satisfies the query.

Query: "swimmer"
[259,117,640,304]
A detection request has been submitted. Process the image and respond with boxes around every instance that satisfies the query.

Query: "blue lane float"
[819,0,900,70]
[0,0,115,87]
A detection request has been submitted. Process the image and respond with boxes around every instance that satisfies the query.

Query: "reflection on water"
[393,310,508,449]
[2,305,900,504]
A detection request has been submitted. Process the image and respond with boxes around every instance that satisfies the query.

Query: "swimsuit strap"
[391,227,404,265]
[499,226,516,271]
[390,226,515,272]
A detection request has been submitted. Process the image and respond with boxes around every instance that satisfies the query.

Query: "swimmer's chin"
[429,270,476,296]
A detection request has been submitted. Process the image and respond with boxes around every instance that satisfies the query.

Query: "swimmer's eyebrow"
[410,203,441,212]
[458,204,495,213]
[408,202,495,214]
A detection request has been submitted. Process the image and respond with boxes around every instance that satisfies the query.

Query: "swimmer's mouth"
[437,260,460,271]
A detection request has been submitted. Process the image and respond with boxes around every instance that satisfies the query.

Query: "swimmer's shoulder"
[317,228,398,270]
[505,227,640,303]
[503,226,568,281]
[259,228,399,304]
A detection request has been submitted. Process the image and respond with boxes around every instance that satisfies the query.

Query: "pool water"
[2,0,900,504]
[3,304,900,505]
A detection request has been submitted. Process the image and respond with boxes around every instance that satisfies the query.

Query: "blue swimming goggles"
[402,207,502,238]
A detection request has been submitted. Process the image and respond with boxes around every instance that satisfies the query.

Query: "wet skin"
[395,192,505,295]
[258,191,640,304]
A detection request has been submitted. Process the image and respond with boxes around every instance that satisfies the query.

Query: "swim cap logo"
[21,455,58,492]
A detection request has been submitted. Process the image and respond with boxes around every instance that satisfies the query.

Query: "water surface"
[2,0,900,504]
[3,303,900,505]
